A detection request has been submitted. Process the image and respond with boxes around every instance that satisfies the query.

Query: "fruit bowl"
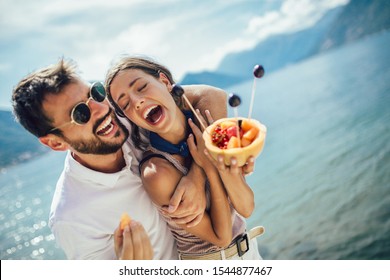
[203,117,267,166]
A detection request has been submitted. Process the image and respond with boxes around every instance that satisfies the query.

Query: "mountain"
[217,6,341,78]
[180,0,390,88]
[0,110,49,168]
[317,0,390,51]
[180,71,246,89]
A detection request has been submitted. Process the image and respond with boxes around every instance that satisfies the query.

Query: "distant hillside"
[181,0,390,88]
[217,6,341,78]
[317,0,390,51]
[0,110,49,168]
[180,71,246,89]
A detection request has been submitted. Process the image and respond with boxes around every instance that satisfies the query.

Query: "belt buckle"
[235,233,249,257]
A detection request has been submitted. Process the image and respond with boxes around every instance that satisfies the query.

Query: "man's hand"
[114,220,153,260]
[161,164,207,227]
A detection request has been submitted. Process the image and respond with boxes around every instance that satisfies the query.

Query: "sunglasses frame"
[47,81,107,133]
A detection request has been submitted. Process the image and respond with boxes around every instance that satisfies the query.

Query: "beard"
[63,113,129,155]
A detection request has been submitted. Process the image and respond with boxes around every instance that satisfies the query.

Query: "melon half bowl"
[203,117,267,167]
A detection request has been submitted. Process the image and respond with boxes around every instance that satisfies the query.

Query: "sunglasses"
[48,82,107,133]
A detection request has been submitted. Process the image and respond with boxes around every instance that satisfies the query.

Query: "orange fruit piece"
[241,137,252,147]
[227,136,239,149]
[240,119,253,132]
[243,127,259,141]
[120,213,132,231]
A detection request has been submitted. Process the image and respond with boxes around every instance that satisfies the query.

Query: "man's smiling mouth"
[96,115,114,136]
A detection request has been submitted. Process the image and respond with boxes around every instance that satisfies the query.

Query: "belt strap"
[179,226,265,260]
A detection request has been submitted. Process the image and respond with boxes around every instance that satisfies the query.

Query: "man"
[12,58,227,259]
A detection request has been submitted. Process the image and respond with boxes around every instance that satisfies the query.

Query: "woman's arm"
[211,154,255,218]
[188,117,255,218]
[163,85,228,227]
[141,156,232,248]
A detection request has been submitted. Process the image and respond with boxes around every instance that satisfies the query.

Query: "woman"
[106,56,263,260]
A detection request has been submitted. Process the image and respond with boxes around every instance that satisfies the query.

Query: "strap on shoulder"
[138,153,167,175]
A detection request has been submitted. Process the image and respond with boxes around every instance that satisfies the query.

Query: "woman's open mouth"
[143,105,163,125]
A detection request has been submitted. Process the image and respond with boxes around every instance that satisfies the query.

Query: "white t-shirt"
[48,140,177,260]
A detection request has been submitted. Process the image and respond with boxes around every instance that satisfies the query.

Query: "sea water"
[1,31,389,260]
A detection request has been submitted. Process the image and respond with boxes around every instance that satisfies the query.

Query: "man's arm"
[183,84,227,121]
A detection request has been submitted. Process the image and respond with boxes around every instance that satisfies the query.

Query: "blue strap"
[149,110,193,157]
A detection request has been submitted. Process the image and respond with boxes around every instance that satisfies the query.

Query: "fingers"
[162,204,192,218]
[131,222,144,259]
[242,156,255,175]
[121,222,153,260]
[184,213,204,228]
[228,157,241,174]
[187,133,197,155]
[138,223,153,259]
[171,213,199,226]
[167,185,185,213]
[195,109,208,129]
[188,118,202,139]
[204,110,214,125]
[114,224,124,258]
[216,154,227,171]
[121,225,134,260]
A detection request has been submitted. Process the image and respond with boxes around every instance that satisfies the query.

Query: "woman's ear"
[39,134,69,151]
[158,71,172,91]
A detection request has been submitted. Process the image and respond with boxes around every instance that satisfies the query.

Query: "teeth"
[143,105,158,119]
[101,123,114,136]
[97,115,113,135]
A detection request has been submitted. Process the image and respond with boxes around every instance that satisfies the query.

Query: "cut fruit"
[203,117,267,166]
[241,137,252,147]
[220,121,236,130]
[243,127,259,141]
[227,136,239,149]
[120,213,132,231]
[240,119,252,132]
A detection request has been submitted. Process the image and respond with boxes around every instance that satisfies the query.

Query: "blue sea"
[1,31,390,260]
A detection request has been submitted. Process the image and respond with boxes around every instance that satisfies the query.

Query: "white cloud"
[0,0,351,108]
[196,0,349,72]
[73,19,178,81]
[248,0,350,40]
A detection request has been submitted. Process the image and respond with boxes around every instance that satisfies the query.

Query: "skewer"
[171,84,207,131]
[248,65,265,120]
[228,93,242,148]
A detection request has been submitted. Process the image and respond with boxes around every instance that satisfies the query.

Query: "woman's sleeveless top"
[144,147,246,254]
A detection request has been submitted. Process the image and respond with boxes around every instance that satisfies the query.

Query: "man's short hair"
[12,59,80,137]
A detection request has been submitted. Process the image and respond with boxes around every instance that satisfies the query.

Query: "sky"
[0,0,349,109]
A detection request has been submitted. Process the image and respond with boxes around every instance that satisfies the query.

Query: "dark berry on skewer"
[171,84,185,96]
[228,93,241,107]
[253,65,265,78]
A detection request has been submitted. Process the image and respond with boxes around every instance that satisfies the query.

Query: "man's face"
[42,80,129,155]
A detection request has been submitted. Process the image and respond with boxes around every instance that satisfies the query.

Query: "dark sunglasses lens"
[91,82,106,102]
[73,103,91,124]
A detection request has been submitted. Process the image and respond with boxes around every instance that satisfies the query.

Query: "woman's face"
[109,69,178,134]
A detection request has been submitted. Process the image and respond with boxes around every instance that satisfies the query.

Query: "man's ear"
[39,134,69,151]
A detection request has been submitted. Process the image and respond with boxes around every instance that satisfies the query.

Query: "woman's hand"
[187,118,214,169]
